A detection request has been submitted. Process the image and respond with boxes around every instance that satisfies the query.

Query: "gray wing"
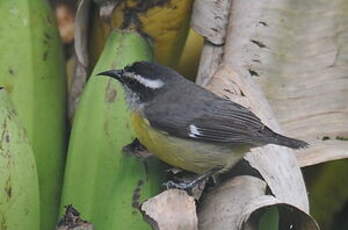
[144,95,269,145]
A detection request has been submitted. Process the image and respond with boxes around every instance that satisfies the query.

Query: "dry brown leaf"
[194,0,321,229]
[195,42,224,87]
[141,189,198,230]
[199,176,319,230]
[296,140,348,167]
[191,0,232,45]
[250,0,348,166]
[199,175,267,229]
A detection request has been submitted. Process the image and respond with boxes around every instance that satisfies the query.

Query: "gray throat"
[123,87,144,112]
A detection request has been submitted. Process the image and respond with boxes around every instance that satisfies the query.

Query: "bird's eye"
[126,79,138,87]
[131,79,137,85]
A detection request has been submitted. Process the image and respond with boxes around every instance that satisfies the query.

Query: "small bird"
[98,61,308,188]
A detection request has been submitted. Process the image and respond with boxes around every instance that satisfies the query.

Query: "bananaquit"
[98,61,308,188]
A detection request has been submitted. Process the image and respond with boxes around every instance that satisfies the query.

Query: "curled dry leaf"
[194,0,322,229]
[74,0,90,73]
[195,42,224,87]
[69,0,91,119]
[141,189,198,230]
[199,175,267,229]
[199,176,319,230]
[192,0,231,86]
[191,0,232,45]
[251,0,348,165]
[296,140,348,167]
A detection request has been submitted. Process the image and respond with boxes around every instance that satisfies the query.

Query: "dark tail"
[261,127,309,149]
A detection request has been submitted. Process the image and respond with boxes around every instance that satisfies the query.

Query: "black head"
[123,61,180,82]
[97,61,182,103]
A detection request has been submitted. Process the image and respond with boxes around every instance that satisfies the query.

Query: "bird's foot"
[163,179,203,191]
[122,138,153,159]
[162,166,223,197]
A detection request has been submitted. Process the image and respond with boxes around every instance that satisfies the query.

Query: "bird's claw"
[162,180,198,191]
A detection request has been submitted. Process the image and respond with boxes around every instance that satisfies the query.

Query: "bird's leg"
[122,138,153,159]
[163,166,223,191]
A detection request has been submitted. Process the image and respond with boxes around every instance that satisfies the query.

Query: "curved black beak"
[97,69,123,81]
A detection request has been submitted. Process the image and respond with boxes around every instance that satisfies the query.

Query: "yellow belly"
[130,113,246,174]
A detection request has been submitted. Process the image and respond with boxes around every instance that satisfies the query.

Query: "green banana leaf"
[0,89,40,230]
[0,1,66,229]
[61,30,163,230]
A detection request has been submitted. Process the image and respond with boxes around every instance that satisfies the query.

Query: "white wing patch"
[127,73,164,89]
[189,124,201,138]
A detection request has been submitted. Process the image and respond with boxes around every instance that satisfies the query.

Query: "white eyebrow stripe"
[189,124,201,137]
[131,74,164,89]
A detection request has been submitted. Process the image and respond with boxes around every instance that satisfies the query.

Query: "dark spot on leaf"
[336,136,348,141]
[134,187,141,193]
[10,109,16,116]
[5,177,12,200]
[248,69,259,77]
[259,21,268,26]
[44,32,51,40]
[5,187,11,199]
[133,192,140,201]
[46,15,53,24]
[251,39,267,48]
[0,214,7,230]
[322,136,330,141]
[223,88,233,94]
[24,208,30,215]
[8,68,14,76]
[132,201,140,209]
[43,50,48,61]
[137,179,144,186]
[105,80,117,103]
[5,134,9,143]
[132,179,144,209]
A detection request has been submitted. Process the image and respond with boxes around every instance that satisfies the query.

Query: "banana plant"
[0,1,66,229]
[0,89,40,230]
